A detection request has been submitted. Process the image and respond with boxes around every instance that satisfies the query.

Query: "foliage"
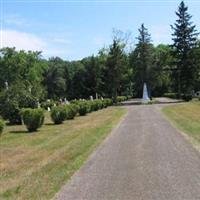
[43,57,70,99]
[0,119,5,135]
[182,93,193,101]
[130,24,154,97]
[20,108,44,132]
[103,39,127,102]
[64,104,78,120]
[50,106,66,124]
[171,1,199,97]
[41,100,57,110]
[163,93,178,99]
[116,96,127,103]
[0,83,38,124]
[77,101,89,116]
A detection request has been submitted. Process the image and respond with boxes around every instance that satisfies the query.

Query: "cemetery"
[0,1,200,200]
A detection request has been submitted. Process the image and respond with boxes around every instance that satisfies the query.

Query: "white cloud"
[1,29,73,58]
[1,29,46,51]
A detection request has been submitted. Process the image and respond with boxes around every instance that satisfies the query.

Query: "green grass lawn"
[0,107,126,200]
[162,101,200,148]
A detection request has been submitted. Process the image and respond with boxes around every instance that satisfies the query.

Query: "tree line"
[0,1,199,110]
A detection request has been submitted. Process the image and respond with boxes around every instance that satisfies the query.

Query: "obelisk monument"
[142,82,150,102]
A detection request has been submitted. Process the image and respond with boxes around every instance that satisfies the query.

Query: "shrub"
[0,119,5,135]
[77,101,89,116]
[64,104,78,120]
[0,99,21,124]
[90,100,100,111]
[163,93,178,99]
[51,106,66,124]
[20,108,44,132]
[116,96,127,103]
[182,93,193,101]
[103,98,113,107]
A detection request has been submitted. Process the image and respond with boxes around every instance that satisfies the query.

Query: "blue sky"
[1,0,200,60]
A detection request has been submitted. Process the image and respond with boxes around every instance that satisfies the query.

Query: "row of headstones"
[38,96,104,111]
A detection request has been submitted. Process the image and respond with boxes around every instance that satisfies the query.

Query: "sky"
[1,0,200,60]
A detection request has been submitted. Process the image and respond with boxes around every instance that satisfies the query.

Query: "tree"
[150,44,173,96]
[0,47,47,99]
[130,24,154,97]
[43,57,69,99]
[193,40,200,92]
[104,39,126,102]
[81,56,101,98]
[171,1,199,97]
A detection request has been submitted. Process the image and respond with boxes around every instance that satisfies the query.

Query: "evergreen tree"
[105,39,125,102]
[130,24,154,97]
[171,1,199,97]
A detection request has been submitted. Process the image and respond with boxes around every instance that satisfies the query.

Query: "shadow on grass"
[9,130,28,134]
[45,123,55,126]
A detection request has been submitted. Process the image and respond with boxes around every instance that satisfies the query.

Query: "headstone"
[64,98,70,104]
[37,100,40,108]
[142,82,150,102]
[5,81,8,90]
[90,96,93,101]
[47,107,51,111]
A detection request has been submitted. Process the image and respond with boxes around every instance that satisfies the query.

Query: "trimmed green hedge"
[64,104,78,120]
[0,119,5,135]
[51,106,66,124]
[50,97,127,124]
[116,96,128,103]
[77,101,89,116]
[20,108,44,132]
[163,93,178,99]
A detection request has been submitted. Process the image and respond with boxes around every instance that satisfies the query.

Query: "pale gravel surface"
[54,102,200,200]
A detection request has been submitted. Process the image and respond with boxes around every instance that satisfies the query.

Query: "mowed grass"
[162,101,200,147]
[0,107,126,200]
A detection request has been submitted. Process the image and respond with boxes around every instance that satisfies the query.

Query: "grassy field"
[162,101,200,149]
[0,107,126,200]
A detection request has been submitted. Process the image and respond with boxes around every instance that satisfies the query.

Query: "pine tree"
[171,1,199,97]
[105,39,125,102]
[130,24,153,97]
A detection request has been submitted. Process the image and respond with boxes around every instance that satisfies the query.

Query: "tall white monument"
[142,82,150,102]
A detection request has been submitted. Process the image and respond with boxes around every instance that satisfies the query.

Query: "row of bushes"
[116,96,130,103]
[163,93,178,99]
[51,98,113,124]
[163,92,193,101]
[0,96,129,133]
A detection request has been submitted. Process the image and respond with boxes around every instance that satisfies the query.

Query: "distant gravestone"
[142,82,150,102]
[90,96,93,101]
[64,98,70,104]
